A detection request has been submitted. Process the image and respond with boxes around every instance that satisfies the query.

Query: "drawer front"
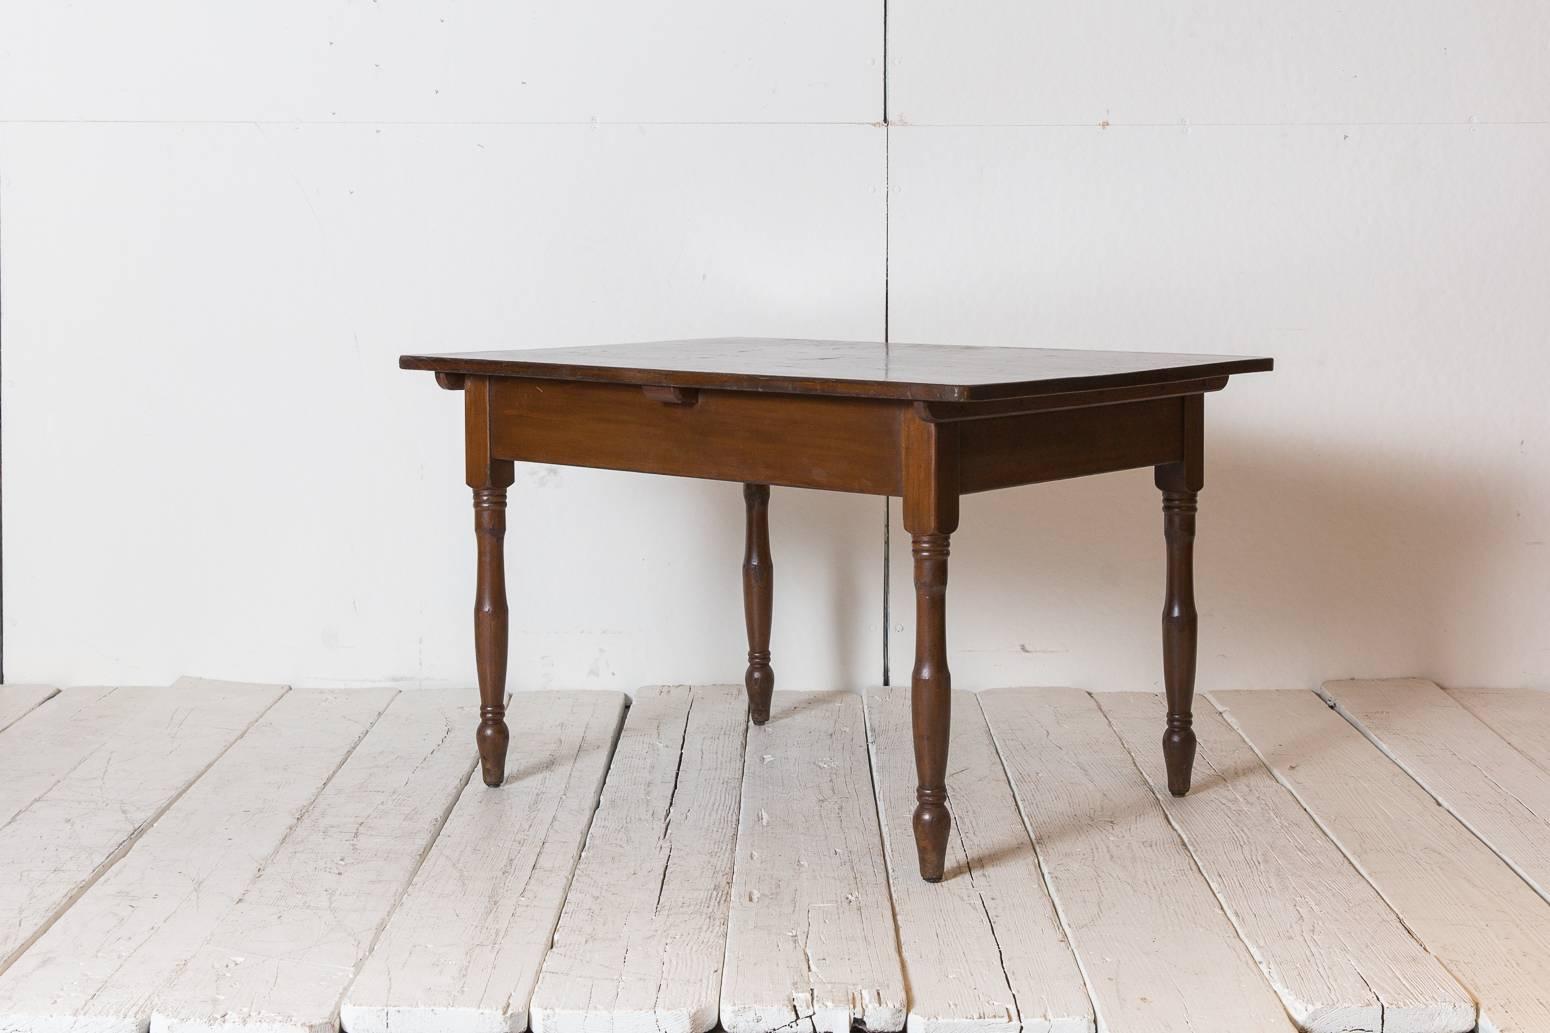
[486,378,906,495]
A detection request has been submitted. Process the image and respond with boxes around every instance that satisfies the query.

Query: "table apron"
[476,377,1194,497]
[485,378,906,494]
[957,395,1189,493]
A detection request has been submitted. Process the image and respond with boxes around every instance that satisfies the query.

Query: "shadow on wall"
[916,427,1526,693]
[769,486,876,691]
[497,466,884,694]
[510,419,1531,695]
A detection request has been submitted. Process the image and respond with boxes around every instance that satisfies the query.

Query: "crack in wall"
[878,0,892,691]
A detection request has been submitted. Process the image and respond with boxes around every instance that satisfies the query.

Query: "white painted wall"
[3,3,1547,693]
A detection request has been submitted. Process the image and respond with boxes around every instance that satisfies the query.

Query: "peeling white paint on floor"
[4,678,1546,1032]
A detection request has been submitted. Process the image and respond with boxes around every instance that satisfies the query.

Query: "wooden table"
[403,338,1272,882]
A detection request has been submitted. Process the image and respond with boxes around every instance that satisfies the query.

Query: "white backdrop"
[2,3,1546,694]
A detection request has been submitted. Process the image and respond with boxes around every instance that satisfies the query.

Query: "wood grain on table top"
[401,338,1273,402]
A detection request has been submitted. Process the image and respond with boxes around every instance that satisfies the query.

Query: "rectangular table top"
[401,338,1272,403]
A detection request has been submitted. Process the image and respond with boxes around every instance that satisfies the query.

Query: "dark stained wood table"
[403,338,1272,882]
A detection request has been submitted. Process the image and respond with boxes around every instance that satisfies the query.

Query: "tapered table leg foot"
[913,789,950,883]
[477,707,510,787]
[745,664,774,726]
[1163,722,1197,797]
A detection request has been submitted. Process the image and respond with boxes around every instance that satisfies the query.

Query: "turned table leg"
[742,483,774,724]
[1158,483,1199,795]
[904,416,959,882]
[472,478,513,786]
[462,374,516,788]
[910,531,953,882]
[1156,396,1203,796]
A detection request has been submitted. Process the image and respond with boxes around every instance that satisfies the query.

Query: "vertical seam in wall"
[1,161,7,684]
[880,0,892,687]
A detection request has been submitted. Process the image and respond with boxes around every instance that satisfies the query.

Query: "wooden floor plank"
[529,685,746,1033]
[150,689,479,1033]
[1446,687,1550,775]
[0,688,396,1033]
[0,684,58,734]
[0,686,146,829]
[1323,678,1550,905]
[0,679,287,973]
[863,687,1091,1033]
[1215,689,1550,1033]
[346,691,628,1033]
[979,687,1296,1033]
[1099,692,1474,1033]
[721,691,904,1033]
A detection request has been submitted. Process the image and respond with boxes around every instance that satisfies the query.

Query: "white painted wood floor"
[5,678,1550,1033]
